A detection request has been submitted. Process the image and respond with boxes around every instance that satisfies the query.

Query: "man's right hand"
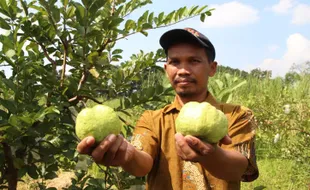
[77,134,136,167]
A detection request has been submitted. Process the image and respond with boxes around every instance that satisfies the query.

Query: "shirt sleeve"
[130,110,159,160]
[221,106,259,182]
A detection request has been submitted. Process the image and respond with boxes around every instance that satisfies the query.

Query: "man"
[77,28,259,189]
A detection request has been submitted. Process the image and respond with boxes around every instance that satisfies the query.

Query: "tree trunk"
[2,143,18,190]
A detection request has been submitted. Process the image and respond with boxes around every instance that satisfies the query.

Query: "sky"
[1,0,310,77]
[115,0,310,77]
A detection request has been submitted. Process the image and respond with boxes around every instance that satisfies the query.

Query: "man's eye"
[192,59,201,63]
[169,60,179,64]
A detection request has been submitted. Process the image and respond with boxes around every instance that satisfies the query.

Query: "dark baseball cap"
[159,28,216,61]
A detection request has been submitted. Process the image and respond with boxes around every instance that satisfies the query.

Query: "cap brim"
[159,29,207,51]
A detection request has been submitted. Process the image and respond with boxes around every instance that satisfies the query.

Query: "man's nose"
[177,63,191,75]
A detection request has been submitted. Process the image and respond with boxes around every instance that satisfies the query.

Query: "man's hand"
[77,134,136,167]
[174,133,232,162]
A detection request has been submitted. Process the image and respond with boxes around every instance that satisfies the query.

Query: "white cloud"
[271,0,296,14]
[268,44,280,52]
[257,33,310,77]
[202,1,259,28]
[291,4,310,25]
[269,1,310,25]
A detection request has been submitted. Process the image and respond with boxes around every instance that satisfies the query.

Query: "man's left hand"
[174,133,232,162]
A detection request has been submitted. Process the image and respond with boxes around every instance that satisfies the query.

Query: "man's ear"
[164,63,169,77]
[209,61,218,77]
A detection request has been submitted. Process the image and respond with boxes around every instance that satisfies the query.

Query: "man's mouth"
[174,78,196,85]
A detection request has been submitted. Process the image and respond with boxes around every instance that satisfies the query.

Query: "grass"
[241,158,309,190]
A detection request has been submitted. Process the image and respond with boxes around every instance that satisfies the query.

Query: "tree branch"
[78,67,88,91]
[111,0,116,16]
[60,48,67,87]
[115,14,200,42]
[68,95,102,104]
[288,128,310,136]
[39,43,57,66]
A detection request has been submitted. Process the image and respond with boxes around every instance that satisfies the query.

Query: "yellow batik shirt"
[131,92,259,190]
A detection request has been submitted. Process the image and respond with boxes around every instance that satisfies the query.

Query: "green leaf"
[125,19,136,31]
[155,84,164,94]
[157,12,164,25]
[27,165,39,179]
[74,3,86,26]
[44,172,57,179]
[66,6,76,18]
[112,49,123,54]
[200,13,206,22]
[34,106,60,122]
[7,0,17,20]
[82,0,91,8]
[145,87,155,99]
[176,6,186,20]
[0,0,8,12]
[0,110,8,120]
[109,17,124,28]
[2,78,17,92]
[51,7,61,23]
[5,49,15,58]
[124,97,130,109]
[138,10,149,26]
[89,0,107,15]
[140,30,148,37]
[0,17,10,30]
[62,0,69,7]
[148,12,154,24]
[0,98,17,114]
[164,11,175,24]
[206,9,213,16]
[142,23,152,30]
[196,5,209,14]
[87,51,99,64]
[46,187,57,190]
[0,125,11,132]
[13,158,25,169]
[112,54,122,61]
[189,5,199,16]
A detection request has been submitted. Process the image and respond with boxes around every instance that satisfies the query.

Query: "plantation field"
[241,159,309,190]
[0,0,309,188]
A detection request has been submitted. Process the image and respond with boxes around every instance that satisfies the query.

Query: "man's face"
[164,43,217,98]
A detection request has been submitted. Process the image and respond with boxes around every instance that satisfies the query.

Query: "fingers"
[175,133,187,159]
[77,136,96,154]
[175,133,218,162]
[91,134,117,163]
[103,135,125,165]
[185,136,215,156]
[220,135,232,145]
[111,139,130,166]
[175,133,198,161]
[185,136,208,156]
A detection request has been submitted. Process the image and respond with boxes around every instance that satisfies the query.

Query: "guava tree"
[0,0,213,189]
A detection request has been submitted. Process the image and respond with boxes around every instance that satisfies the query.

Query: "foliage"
[208,72,247,103]
[232,73,310,189]
[0,0,213,189]
[241,159,309,190]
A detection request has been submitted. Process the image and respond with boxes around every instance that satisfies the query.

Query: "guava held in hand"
[75,105,122,143]
[175,102,228,143]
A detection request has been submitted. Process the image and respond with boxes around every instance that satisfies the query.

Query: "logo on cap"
[185,28,200,37]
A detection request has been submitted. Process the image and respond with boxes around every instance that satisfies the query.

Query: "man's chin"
[176,91,195,98]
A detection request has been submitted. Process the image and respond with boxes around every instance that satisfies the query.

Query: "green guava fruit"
[75,105,122,143]
[175,101,228,143]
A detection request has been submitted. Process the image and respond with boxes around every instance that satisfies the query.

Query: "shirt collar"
[163,91,220,114]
